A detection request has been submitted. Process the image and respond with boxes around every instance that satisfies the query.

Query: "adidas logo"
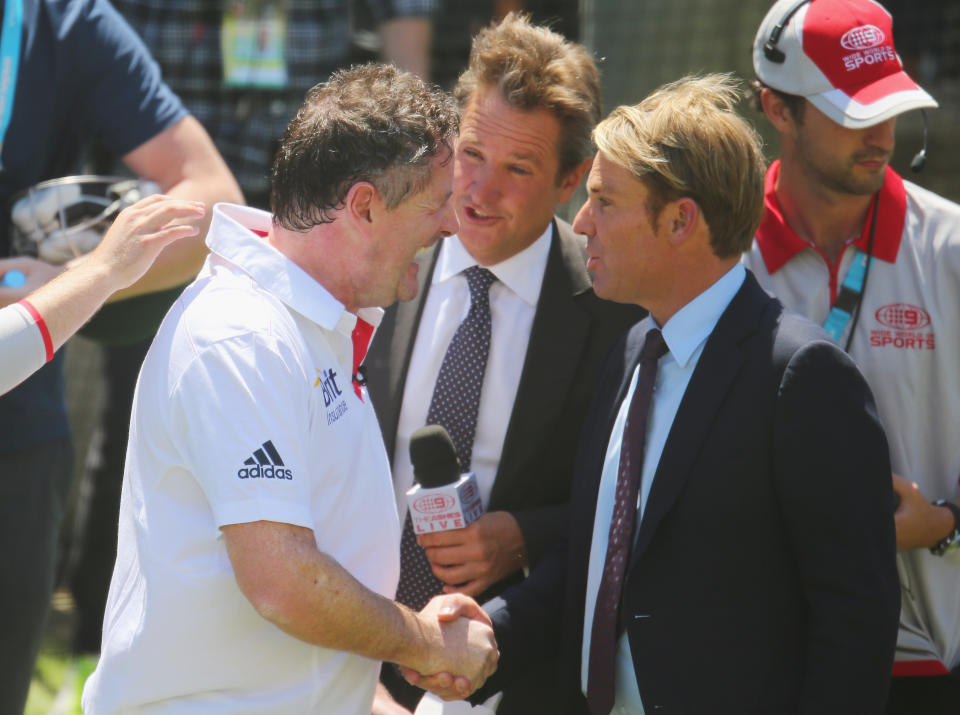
[237,440,293,480]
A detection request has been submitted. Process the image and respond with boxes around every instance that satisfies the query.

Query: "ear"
[664,197,700,247]
[557,156,594,204]
[343,182,378,229]
[760,87,797,135]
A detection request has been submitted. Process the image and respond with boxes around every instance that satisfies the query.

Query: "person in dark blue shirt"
[0,2,241,712]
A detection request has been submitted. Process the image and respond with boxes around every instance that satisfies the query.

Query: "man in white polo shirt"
[83,64,498,715]
[746,1,960,712]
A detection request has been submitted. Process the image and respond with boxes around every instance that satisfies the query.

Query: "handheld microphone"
[405,425,484,535]
[911,109,928,173]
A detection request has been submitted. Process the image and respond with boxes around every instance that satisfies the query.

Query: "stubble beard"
[804,148,889,197]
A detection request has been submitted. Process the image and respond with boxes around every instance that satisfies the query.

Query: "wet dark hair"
[270,63,458,231]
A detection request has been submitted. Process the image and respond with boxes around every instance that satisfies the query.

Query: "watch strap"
[929,499,960,556]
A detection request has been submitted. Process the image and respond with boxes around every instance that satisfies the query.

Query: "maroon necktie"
[587,327,668,715]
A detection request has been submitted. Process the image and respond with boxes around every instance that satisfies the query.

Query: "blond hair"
[594,74,766,257]
[454,12,601,179]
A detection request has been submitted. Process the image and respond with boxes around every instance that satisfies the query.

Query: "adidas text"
[237,464,293,480]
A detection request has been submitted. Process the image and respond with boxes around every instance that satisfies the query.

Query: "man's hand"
[0,257,65,307]
[401,594,497,701]
[87,194,205,292]
[892,473,956,551]
[418,511,527,597]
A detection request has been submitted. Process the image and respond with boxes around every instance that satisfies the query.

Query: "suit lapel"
[630,274,768,567]
[490,222,592,508]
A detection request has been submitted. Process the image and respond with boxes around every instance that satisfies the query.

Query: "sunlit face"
[790,103,897,196]
[366,152,459,306]
[573,153,670,307]
[454,85,579,266]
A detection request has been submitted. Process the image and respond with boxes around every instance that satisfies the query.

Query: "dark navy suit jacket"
[483,271,900,714]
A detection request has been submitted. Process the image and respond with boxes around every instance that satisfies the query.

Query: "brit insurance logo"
[238,440,293,480]
[840,25,895,71]
[315,367,349,425]
[870,303,935,350]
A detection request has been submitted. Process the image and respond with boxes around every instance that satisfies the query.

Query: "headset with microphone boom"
[761,0,927,172]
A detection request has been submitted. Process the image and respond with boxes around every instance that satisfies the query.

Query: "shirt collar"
[433,223,554,306]
[205,203,383,337]
[654,262,746,369]
[755,160,906,274]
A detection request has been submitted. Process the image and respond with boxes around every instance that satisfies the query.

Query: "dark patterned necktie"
[396,266,497,611]
[587,328,668,715]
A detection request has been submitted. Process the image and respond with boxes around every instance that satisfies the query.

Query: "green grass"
[25,590,75,715]
[26,647,70,715]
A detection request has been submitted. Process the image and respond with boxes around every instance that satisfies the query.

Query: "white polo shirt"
[84,203,400,714]
[743,163,960,673]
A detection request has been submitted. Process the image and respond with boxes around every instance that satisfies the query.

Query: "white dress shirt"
[392,225,553,513]
[581,263,746,714]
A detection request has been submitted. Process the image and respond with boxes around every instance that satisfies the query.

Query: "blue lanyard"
[0,0,23,170]
[822,194,880,348]
[822,249,870,342]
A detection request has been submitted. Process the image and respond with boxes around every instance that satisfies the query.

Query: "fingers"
[432,593,492,626]
[453,675,473,699]
[399,667,469,701]
[428,559,478,585]
[112,197,206,241]
[146,221,202,250]
[397,665,421,687]
[90,196,207,288]
[418,530,466,549]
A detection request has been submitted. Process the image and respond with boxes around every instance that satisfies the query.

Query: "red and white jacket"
[744,161,960,674]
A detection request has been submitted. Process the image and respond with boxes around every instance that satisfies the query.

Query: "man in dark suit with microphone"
[413,73,901,713]
[365,13,642,714]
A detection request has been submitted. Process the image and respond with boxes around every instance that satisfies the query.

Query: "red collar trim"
[351,318,375,400]
[755,160,906,274]
[249,226,373,398]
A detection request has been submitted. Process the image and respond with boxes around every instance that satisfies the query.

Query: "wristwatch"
[929,499,960,556]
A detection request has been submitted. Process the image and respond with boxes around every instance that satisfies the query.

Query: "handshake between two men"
[398,593,499,702]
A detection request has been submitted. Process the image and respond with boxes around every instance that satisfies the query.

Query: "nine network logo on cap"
[840,25,884,51]
[753,0,937,128]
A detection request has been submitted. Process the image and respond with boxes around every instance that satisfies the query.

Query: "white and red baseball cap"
[753,0,937,128]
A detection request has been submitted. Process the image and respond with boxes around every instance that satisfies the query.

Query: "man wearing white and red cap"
[746,1,960,711]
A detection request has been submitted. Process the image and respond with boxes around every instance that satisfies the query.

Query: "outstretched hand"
[88,194,206,291]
